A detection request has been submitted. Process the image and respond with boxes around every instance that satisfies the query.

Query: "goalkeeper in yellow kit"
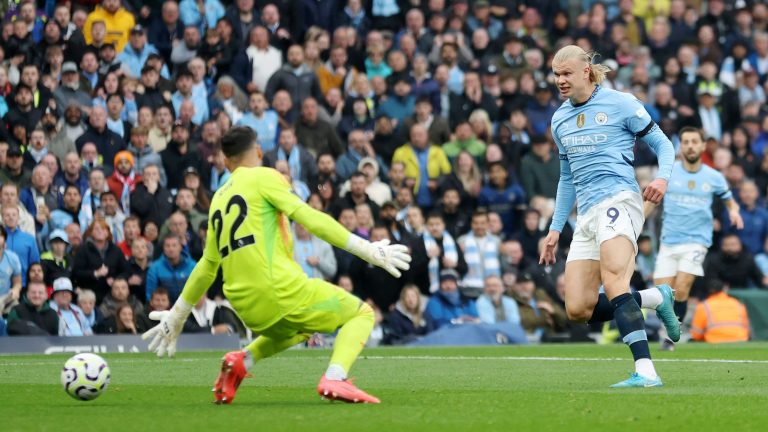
[142,127,411,404]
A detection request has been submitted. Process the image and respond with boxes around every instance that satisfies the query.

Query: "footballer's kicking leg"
[601,237,662,388]
[656,273,696,322]
[213,328,311,404]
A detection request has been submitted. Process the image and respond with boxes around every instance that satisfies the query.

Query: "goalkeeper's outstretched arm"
[288,205,412,278]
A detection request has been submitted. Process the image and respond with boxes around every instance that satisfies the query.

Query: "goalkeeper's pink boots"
[212,351,250,404]
[317,376,380,404]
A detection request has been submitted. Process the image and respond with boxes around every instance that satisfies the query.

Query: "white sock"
[635,358,658,379]
[639,288,664,310]
[325,364,347,381]
[243,350,254,371]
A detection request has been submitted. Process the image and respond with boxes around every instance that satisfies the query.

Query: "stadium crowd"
[0,0,764,344]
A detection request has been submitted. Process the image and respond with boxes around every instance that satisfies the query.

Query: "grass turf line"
[1,343,766,432]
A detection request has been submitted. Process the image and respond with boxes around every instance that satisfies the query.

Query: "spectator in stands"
[54,62,93,113]
[478,162,526,238]
[448,71,497,129]
[293,223,337,280]
[458,210,501,298]
[3,205,39,287]
[76,106,127,174]
[183,295,241,334]
[145,235,196,303]
[423,212,466,294]
[161,121,203,191]
[295,97,344,159]
[691,279,750,343]
[49,277,92,336]
[262,127,315,185]
[96,302,143,334]
[0,226,22,315]
[159,210,203,260]
[514,209,545,261]
[476,275,521,325]
[148,105,174,153]
[171,26,202,67]
[378,75,416,126]
[41,229,72,286]
[48,185,81,233]
[336,130,386,182]
[127,236,151,302]
[79,168,106,230]
[83,0,135,53]
[392,123,451,211]
[54,152,89,197]
[510,272,568,338]
[21,165,59,233]
[704,233,767,289]
[350,225,405,311]
[136,286,171,329]
[1,145,32,189]
[107,151,142,215]
[265,44,323,112]
[425,268,480,329]
[443,121,487,164]
[520,135,559,200]
[101,192,126,244]
[72,218,130,304]
[0,184,35,236]
[99,276,144,319]
[77,289,100,330]
[148,1,184,63]
[402,96,450,149]
[6,281,58,336]
[130,164,174,229]
[726,181,768,256]
[171,69,209,126]
[384,284,433,345]
[236,92,279,153]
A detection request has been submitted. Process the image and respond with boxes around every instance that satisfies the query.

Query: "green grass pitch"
[2,343,767,432]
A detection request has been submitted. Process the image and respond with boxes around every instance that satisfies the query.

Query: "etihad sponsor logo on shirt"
[561,134,608,147]
[666,193,709,206]
[565,145,597,155]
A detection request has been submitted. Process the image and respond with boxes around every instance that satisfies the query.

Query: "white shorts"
[567,191,644,262]
[653,243,707,278]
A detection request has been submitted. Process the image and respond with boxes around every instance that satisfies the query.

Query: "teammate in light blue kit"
[647,127,743,345]
[539,46,678,388]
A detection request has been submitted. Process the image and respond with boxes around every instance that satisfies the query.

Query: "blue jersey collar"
[571,85,600,108]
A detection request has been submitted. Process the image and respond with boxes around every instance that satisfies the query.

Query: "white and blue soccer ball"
[61,353,111,401]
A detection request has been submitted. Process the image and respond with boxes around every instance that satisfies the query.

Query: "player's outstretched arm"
[142,228,222,358]
[291,205,412,277]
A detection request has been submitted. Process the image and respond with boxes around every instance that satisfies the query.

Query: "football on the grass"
[61,353,111,401]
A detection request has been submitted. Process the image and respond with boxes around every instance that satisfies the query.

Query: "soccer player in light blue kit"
[539,45,679,388]
[646,127,743,345]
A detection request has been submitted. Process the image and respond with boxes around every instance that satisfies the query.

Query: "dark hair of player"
[220,126,258,159]
[679,126,705,141]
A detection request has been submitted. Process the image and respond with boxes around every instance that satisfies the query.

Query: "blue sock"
[588,291,643,323]
[611,293,651,361]
[674,300,688,323]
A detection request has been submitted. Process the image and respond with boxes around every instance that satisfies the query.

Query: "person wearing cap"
[53,62,93,111]
[41,229,73,286]
[6,280,58,336]
[0,144,33,189]
[83,0,136,53]
[107,150,142,214]
[0,226,22,315]
[695,82,723,141]
[519,134,559,200]
[425,268,480,329]
[2,83,43,135]
[116,24,162,79]
[49,277,93,336]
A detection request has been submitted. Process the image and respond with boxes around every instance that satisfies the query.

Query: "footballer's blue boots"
[610,373,664,388]
[655,284,680,342]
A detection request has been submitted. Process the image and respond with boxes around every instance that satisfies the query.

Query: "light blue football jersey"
[661,161,732,247]
[552,86,662,214]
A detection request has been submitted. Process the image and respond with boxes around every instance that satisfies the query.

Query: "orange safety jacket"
[691,292,750,343]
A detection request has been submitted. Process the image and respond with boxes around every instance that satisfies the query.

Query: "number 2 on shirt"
[211,195,255,258]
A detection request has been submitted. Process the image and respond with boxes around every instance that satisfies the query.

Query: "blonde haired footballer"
[142,127,411,404]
